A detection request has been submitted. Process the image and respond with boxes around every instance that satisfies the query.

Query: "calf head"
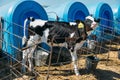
[85,15,100,31]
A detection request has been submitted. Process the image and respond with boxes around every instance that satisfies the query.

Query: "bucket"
[118,49,120,59]
[35,42,50,66]
[35,50,49,66]
[85,56,99,71]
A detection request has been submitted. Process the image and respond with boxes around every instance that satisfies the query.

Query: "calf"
[22,16,98,75]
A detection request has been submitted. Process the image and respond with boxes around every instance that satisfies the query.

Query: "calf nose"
[70,47,74,52]
[71,49,74,52]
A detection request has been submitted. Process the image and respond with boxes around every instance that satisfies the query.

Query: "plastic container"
[35,50,49,66]
[35,42,50,66]
[85,56,99,71]
[0,0,48,57]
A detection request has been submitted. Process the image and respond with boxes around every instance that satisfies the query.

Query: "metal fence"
[0,17,120,80]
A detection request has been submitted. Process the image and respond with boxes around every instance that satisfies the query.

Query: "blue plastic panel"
[94,3,113,40]
[115,6,120,35]
[63,1,89,22]
[1,0,48,56]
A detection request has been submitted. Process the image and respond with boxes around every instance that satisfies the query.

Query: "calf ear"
[75,20,80,24]
[75,20,84,25]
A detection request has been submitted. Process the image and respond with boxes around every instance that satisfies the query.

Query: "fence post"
[0,17,3,49]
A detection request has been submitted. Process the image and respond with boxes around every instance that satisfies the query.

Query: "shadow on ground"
[79,68,120,80]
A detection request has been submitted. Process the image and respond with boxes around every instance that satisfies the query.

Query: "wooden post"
[46,38,54,80]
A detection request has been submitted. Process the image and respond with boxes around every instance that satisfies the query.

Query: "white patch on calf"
[44,28,49,39]
[85,16,94,22]
[70,32,75,38]
[69,22,77,26]
[27,34,40,46]
[30,19,47,28]
[91,21,97,29]
[85,16,97,29]
[41,28,49,43]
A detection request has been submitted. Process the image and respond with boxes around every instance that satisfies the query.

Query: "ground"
[35,44,120,80]
[13,44,120,80]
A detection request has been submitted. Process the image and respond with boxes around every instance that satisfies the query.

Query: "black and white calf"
[22,16,98,75]
[22,18,41,72]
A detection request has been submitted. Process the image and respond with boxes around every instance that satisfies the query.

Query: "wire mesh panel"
[0,17,120,80]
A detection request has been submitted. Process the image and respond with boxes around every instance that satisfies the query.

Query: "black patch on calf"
[31,17,35,22]
[84,19,93,27]
[45,21,74,43]
[28,26,35,36]
[28,17,35,22]
[75,37,83,43]
[34,26,45,36]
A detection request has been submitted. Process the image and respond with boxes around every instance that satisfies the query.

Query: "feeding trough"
[85,55,99,71]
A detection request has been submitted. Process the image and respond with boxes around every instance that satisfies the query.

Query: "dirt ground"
[35,44,120,80]
[13,44,120,80]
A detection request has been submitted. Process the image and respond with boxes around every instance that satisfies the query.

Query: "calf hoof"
[75,70,80,76]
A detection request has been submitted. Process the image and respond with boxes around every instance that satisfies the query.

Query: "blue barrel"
[63,1,89,22]
[0,0,48,57]
[115,6,120,36]
[94,3,114,40]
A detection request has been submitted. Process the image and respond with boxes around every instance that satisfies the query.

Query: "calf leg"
[28,53,34,72]
[22,51,28,73]
[63,42,80,75]
[28,57,33,72]
[71,41,85,75]
[70,51,80,76]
